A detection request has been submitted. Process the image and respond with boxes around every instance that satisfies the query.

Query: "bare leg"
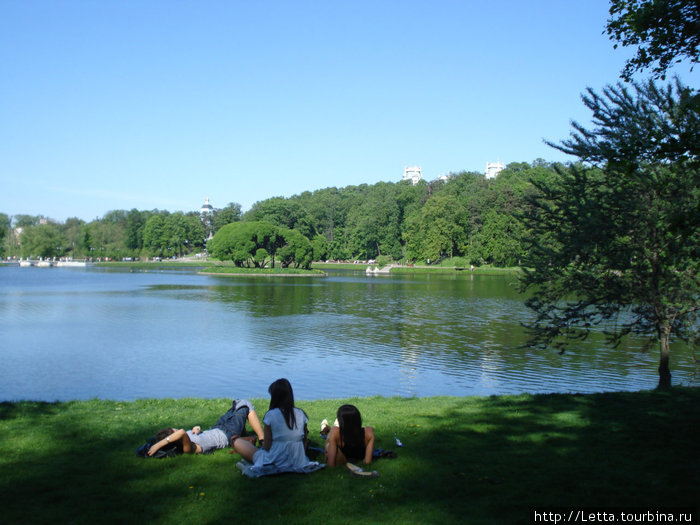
[247,410,265,441]
[324,427,348,467]
[332,448,348,466]
[234,437,258,462]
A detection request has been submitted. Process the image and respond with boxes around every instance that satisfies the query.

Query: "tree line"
[0,160,563,266]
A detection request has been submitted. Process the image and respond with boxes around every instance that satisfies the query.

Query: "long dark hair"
[337,404,363,449]
[268,378,297,430]
[154,427,183,454]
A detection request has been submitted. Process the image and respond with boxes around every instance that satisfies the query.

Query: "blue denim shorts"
[211,399,253,440]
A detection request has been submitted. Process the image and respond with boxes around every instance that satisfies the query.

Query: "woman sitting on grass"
[147,399,264,456]
[323,404,375,467]
[234,378,315,473]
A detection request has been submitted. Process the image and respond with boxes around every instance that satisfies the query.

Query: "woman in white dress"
[234,378,315,474]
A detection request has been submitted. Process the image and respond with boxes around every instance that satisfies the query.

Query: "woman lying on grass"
[324,404,375,467]
[147,399,264,456]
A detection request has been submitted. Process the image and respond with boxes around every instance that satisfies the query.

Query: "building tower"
[485,162,504,179]
[403,166,423,185]
[200,197,214,216]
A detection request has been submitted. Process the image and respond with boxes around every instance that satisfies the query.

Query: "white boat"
[55,260,88,267]
[366,265,393,275]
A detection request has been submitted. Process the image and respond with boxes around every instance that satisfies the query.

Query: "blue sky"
[1,1,697,222]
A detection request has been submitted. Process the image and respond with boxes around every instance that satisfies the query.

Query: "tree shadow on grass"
[1,391,698,524]
[0,400,60,421]
[401,389,699,523]
[0,398,319,524]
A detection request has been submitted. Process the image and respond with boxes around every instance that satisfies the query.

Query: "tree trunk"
[657,322,672,390]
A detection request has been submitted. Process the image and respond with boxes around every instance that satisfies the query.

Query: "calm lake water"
[0,265,695,402]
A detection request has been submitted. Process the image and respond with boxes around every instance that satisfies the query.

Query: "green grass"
[1,390,698,524]
[311,261,522,275]
[312,262,372,270]
[94,261,210,269]
[97,260,521,276]
[199,266,326,276]
[392,265,522,275]
[95,261,324,275]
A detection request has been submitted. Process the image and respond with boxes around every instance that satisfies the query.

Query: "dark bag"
[135,439,180,459]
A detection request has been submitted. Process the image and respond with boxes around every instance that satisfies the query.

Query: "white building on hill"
[200,197,214,216]
[485,162,504,179]
[403,166,423,185]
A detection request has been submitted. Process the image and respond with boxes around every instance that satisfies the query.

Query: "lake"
[0,265,695,401]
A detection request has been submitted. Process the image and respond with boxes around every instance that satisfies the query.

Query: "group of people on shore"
[144,378,376,474]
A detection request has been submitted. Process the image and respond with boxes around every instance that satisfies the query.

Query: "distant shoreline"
[198,270,326,277]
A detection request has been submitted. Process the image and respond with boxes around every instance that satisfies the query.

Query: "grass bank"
[96,260,520,276]
[1,389,697,524]
[95,261,324,276]
[391,265,522,275]
[94,261,210,270]
[312,261,522,275]
[200,266,325,276]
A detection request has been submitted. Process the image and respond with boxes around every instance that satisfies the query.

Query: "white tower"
[200,197,214,216]
[403,166,423,185]
[485,162,504,179]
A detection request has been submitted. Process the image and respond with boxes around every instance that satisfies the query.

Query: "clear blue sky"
[1,1,697,222]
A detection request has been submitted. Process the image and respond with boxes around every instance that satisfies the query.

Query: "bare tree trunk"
[657,322,672,389]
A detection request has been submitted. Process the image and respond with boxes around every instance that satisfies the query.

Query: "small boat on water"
[55,260,88,267]
[18,259,89,268]
[366,265,392,275]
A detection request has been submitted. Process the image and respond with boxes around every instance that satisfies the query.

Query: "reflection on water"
[0,266,696,402]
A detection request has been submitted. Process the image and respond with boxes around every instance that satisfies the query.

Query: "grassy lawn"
[1,389,697,524]
[390,265,522,275]
[199,266,325,276]
[311,261,522,275]
[94,261,210,269]
[94,260,521,276]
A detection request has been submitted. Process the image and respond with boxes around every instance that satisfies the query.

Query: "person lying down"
[147,399,264,456]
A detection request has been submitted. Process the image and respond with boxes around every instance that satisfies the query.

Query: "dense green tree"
[62,218,88,257]
[85,212,128,259]
[13,214,43,228]
[207,221,281,268]
[346,182,402,259]
[212,202,242,234]
[163,212,187,257]
[326,226,352,260]
[142,214,166,256]
[277,228,313,269]
[0,213,10,257]
[442,172,490,237]
[125,209,147,251]
[183,213,206,252]
[311,234,328,262]
[468,209,524,266]
[520,79,699,388]
[606,0,700,79]
[403,193,467,263]
[244,198,316,239]
[19,222,67,258]
[300,187,344,241]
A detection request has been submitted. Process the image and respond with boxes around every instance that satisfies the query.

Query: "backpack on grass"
[135,439,180,459]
